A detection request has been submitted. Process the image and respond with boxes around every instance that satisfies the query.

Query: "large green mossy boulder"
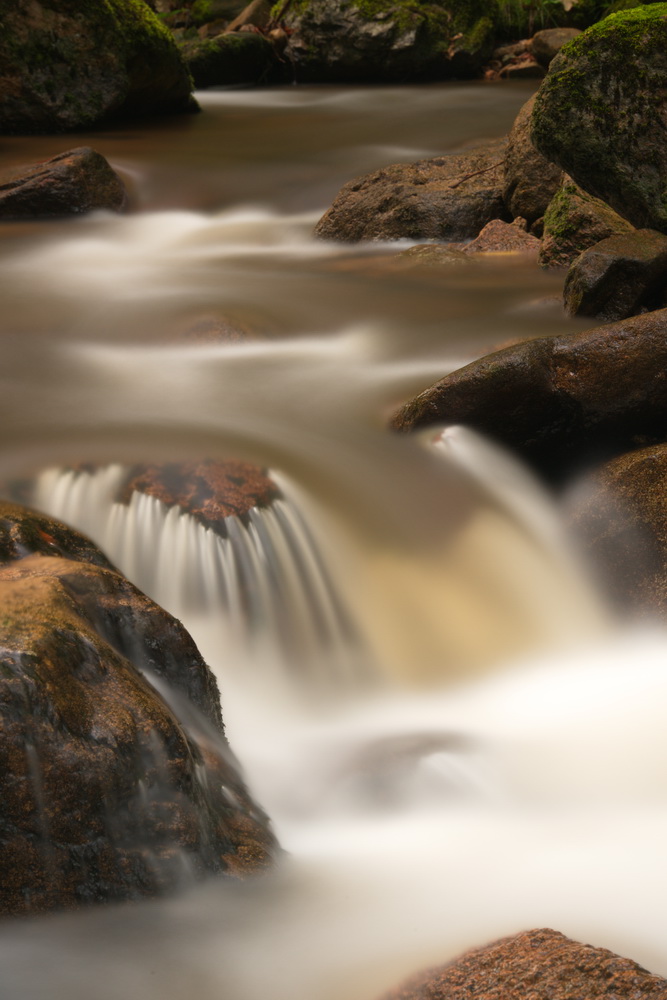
[531,5,667,232]
[0,0,196,134]
[273,0,495,82]
[179,31,286,88]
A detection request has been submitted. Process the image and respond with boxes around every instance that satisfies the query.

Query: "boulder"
[315,138,509,243]
[530,26,581,66]
[531,6,667,231]
[0,148,127,221]
[462,219,540,256]
[564,229,667,320]
[568,444,667,616]
[503,95,563,233]
[378,928,667,1000]
[0,0,196,134]
[391,308,667,481]
[277,0,495,83]
[179,31,285,87]
[538,177,634,269]
[0,503,278,916]
[119,459,281,533]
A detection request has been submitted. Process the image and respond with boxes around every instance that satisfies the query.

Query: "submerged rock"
[0,148,127,221]
[0,0,196,134]
[315,138,509,243]
[564,229,667,320]
[391,308,667,481]
[276,0,495,83]
[378,928,667,1000]
[568,444,667,617]
[531,6,667,232]
[502,95,563,232]
[119,459,281,533]
[538,178,634,269]
[0,503,278,916]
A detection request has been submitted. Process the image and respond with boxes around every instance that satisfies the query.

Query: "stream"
[2,81,667,998]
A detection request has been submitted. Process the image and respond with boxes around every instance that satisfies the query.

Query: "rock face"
[502,95,563,232]
[538,178,634,269]
[530,27,581,66]
[0,0,196,134]
[315,138,509,243]
[564,229,667,320]
[531,6,667,232]
[179,30,284,87]
[0,148,127,221]
[0,501,278,916]
[120,459,281,533]
[391,308,667,481]
[568,444,667,616]
[278,0,495,82]
[379,928,667,1000]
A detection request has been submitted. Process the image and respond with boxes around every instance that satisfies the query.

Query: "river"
[1,82,667,998]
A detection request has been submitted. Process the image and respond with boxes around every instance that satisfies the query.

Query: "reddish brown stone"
[120,459,281,532]
[379,928,667,1000]
[462,219,540,256]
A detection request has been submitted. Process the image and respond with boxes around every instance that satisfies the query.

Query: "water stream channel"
[2,82,667,999]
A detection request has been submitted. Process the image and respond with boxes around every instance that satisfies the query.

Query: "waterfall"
[32,465,366,698]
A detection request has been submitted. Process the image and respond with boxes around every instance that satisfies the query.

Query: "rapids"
[1,82,667,998]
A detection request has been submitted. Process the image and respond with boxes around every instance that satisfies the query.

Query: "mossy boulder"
[0,501,278,916]
[315,138,509,243]
[179,30,286,87]
[539,177,634,268]
[274,0,495,83]
[564,229,667,320]
[531,6,667,232]
[391,307,667,482]
[503,94,563,233]
[0,0,197,134]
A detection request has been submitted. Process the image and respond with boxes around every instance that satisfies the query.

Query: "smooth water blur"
[0,83,664,999]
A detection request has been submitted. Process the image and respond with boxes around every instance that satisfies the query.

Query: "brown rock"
[391,308,667,482]
[499,60,545,79]
[568,444,667,617]
[379,928,667,1000]
[0,499,114,571]
[530,27,581,67]
[503,95,563,231]
[0,148,127,220]
[462,219,540,257]
[315,139,510,244]
[0,515,278,916]
[539,178,634,270]
[395,245,472,268]
[564,229,667,321]
[120,459,281,533]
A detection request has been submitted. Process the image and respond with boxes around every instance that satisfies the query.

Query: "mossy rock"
[531,5,667,232]
[274,0,495,83]
[0,0,197,134]
[539,177,633,268]
[179,30,286,87]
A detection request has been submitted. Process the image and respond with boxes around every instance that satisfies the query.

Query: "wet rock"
[0,500,114,572]
[530,27,581,66]
[120,459,281,533]
[503,95,563,232]
[315,139,509,244]
[179,31,284,87]
[278,0,495,83]
[567,444,667,617]
[0,0,196,134]
[379,928,667,1000]
[391,307,667,482]
[226,0,272,32]
[564,229,667,321]
[499,59,544,79]
[395,245,473,268]
[0,509,278,916]
[462,219,540,256]
[0,148,127,221]
[539,178,634,269]
[531,7,667,231]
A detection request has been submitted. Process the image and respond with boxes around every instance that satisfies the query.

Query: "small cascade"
[32,466,364,697]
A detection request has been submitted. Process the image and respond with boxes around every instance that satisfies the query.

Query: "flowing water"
[2,82,667,998]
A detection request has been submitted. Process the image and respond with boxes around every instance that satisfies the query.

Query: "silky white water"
[0,82,665,997]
